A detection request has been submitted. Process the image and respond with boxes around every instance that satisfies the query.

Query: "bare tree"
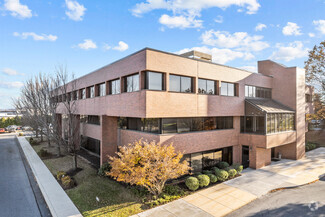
[54,66,80,170]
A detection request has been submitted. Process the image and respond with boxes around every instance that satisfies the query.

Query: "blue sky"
[1,0,325,109]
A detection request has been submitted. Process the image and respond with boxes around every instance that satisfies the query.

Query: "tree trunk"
[74,153,78,170]
[40,132,44,142]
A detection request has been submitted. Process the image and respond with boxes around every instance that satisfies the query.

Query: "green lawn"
[31,140,146,217]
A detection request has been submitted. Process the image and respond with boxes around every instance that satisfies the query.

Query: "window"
[220,82,236,96]
[306,94,312,103]
[216,117,233,129]
[245,85,271,99]
[98,83,106,97]
[73,90,78,100]
[169,75,193,93]
[88,115,100,125]
[266,113,295,134]
[81,136,100,156]
[198,79,215,94]
[87,86,94,98]
[146,71,163,91]
[125,74,139,92]
[81,89,86,99]
[162,118,177,134]
[110,79,120,95]
[240,116,265,134]
[119,116,233,134]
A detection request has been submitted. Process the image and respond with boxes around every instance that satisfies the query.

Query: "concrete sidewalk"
[133,148,325,217]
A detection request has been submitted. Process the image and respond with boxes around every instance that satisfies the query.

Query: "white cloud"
[177,46,254,64]
[132,0,260,16]
[13,32,58,41]
[308,33,315,38]
[65,0,86,21]
[282,22,302,36]
[313,20,325,34]
[239,65,257,73]
[214,15,223,23]
[131,0,260,29]
[77,39,97,50]
[113,41,129,51]
[255,23,266,31]
[0,81,24,88]
[2,68,24,76]
[103,43,111,51]
[4,0,32,19]
[159,14,202,29]
[270,41,308,62]
[201,30,269,52]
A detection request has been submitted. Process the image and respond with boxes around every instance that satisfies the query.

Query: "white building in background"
[0,109,22,119]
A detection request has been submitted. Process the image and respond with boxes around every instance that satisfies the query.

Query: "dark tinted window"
[162,118,177,134]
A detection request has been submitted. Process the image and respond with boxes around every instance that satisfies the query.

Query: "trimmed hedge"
[217,161,230,169]
[185,177,199,191]
[233,164,244,173]
[203,170,213,175]
[197,174,210,187]
[228,169,237,178]
[208,174,218,183]
[215,169,229,181]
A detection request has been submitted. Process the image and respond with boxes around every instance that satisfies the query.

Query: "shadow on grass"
[247,203,325,217]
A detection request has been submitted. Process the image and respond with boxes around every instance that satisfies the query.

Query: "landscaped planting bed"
[29,137,243,217]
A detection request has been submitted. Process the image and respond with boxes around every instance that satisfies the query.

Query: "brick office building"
[55,48,314,170]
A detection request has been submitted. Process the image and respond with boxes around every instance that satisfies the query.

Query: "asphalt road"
[0,135,51,217]
[227,176,325,217]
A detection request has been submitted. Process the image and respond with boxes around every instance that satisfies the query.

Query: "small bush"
[146,194,180,208]
[98,162,112,176]
[215,169,229,182]
[185,177,199,191]
[203,170,212,175]
[38,148,50,157]
[61,175,74,188]
[233,164,244,173]
[306,142,317,152]
[228,169,237,178]
[57,171,67,180]
[18,132,24,137]
[212,167,220,173]
[163,185,185,196]
[197,174,210,187]
[128,185,149,198]
[193,172,202,176]
[207,174,218,183]
[217,161,230,169]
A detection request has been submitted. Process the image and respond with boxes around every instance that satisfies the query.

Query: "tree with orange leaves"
[108,140,190,196]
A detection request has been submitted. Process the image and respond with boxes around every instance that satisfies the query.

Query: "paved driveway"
[133,148,325,217]
[0,135,50,217]
[227,177,325,217]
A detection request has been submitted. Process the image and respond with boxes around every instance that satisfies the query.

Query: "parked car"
[22,126,33,131]
[6,125,18,133]
[0,128,5,133]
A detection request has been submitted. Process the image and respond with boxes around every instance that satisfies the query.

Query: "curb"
[269,174,325,193]
[17,136,82,217]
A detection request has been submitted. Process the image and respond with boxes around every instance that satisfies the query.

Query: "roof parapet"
[180,50,212,61]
